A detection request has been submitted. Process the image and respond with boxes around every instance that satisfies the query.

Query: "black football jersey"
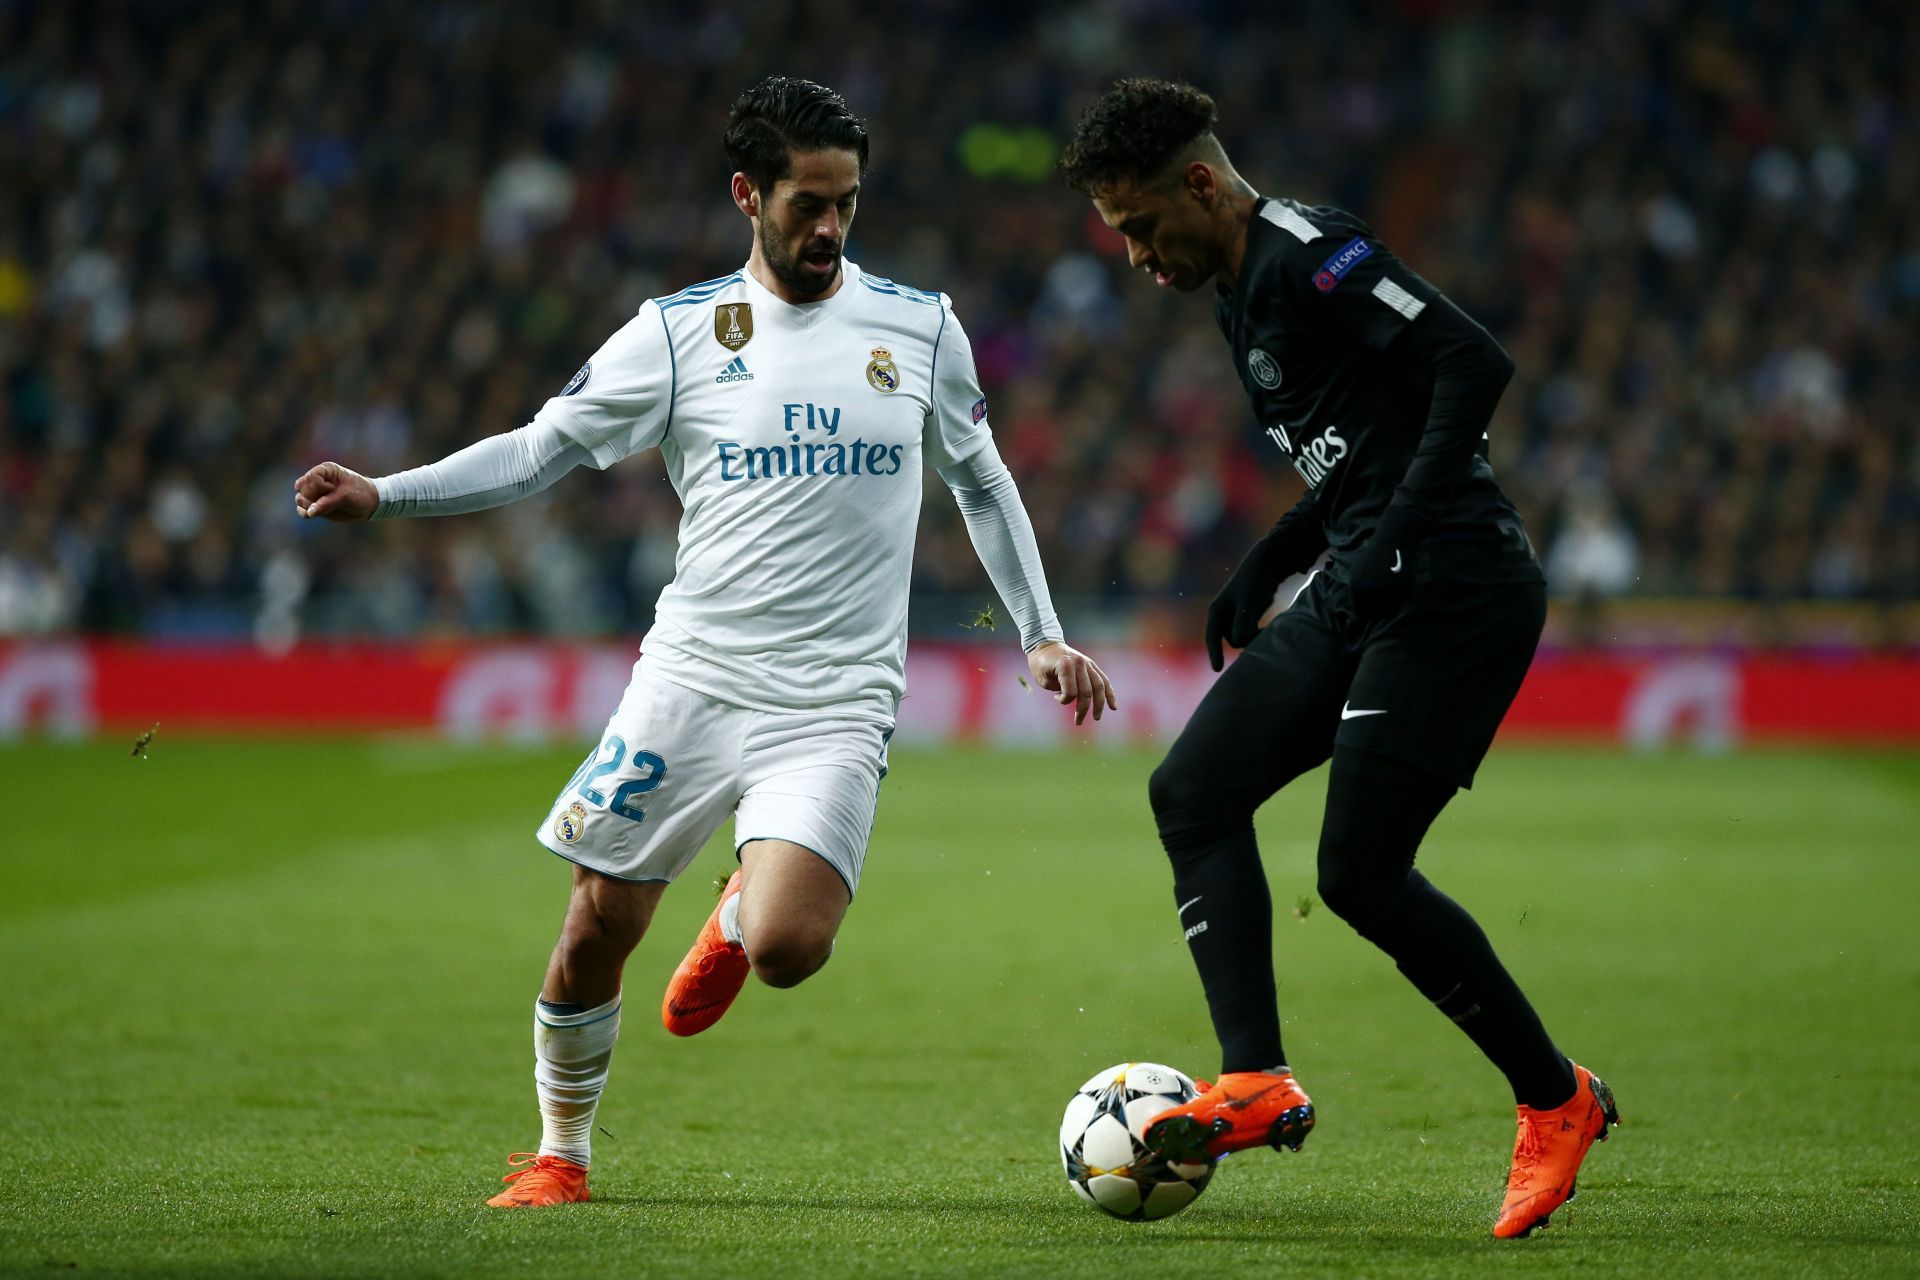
[1216,197,1541,584]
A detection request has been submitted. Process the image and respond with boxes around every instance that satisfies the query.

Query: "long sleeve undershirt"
[369,418,590,518]
[370,422,1064,652]
[1390,301,1516,512]
[937,437,1063,652]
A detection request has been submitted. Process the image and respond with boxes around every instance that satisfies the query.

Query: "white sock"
[533,994,622,1166]
[719,891,745,947]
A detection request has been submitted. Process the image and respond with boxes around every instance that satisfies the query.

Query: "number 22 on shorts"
[567,735,668,823]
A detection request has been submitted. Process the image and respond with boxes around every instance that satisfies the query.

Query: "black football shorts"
[1176,572,1545,794]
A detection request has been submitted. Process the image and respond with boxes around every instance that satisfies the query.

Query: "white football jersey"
[531,260,992,724]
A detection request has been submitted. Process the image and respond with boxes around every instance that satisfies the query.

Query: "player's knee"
[563,872,652,954]
[1148,753,1203,822]
[1314,861,1375,928]
[1150,752,1240,839]
[748,929,834,989]
[558,920,617,967]
[1152,753,1255,857]
[561,903,644,963]
[1315,856,1412,937]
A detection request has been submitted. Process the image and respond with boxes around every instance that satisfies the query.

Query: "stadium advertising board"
[3,642,1919,747]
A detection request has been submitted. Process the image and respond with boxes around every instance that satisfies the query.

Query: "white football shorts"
[535,663,890,894]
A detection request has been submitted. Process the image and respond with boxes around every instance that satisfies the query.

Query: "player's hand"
[1348,502,1432,623]
[1027,641,1118,726]
[294,462,379,522]
[1205,532,1309,672]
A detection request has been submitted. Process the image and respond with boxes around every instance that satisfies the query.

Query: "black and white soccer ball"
[1059,1061,1216,1220]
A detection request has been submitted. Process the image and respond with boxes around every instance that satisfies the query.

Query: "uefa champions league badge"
[866,347,900,393]
[562,362,591,396]
[554,801,589,844]
[714,302,753,351]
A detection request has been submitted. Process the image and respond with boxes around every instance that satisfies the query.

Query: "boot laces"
[690,935,746,978]
[1508,1112,1554,1188]
[500,1153,571,1186]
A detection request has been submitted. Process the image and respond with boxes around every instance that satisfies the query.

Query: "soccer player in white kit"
[293,77,1114,1207]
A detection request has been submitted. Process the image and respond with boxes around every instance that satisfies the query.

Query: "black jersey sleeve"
[1258,205,1515,514]
[1390,299,1516,511]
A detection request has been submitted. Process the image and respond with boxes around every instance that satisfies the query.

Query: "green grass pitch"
[3,739,1917,1278]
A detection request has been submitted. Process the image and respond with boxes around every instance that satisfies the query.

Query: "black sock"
[1155,802,1286,1075]
[1320,748,1576,1111]
[1362,872,1577,1110]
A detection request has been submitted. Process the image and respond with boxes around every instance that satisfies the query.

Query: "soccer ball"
[1059,1061,1215,1220]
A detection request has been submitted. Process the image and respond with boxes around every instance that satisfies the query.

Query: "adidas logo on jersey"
[716,356,754,384]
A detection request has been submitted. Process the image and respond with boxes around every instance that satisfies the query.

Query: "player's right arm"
[294,300,675,522]
[293,423,594,522]
[1203,486,1327,671]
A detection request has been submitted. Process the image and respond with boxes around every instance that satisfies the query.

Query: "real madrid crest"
[553,801,589,845]
[866,347,899,394]
[714,302,753,352]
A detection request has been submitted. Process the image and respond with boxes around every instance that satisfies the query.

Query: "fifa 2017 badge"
[866,347,900,393]
[554,801,589,845]
[714,303,753,352]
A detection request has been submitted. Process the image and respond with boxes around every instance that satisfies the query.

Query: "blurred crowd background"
[1,0,1915,645]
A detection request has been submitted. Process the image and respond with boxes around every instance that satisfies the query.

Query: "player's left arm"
[925,301,1116,725]
[937,442,1116,724]
[1293,233,1514,614]
[1355,294,1516,615]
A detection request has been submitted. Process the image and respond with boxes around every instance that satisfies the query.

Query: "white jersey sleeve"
[370,419,591,518]
[937,437,1063,651]
[535,300,675,469]
[921,299,994,470]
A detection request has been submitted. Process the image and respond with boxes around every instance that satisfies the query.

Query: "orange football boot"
[1492,1063,1620,1238]
[485,1152,589,1207]
[1143,1070,1316,1163]
[661,869,749,1036]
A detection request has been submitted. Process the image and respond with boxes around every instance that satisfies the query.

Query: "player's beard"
[762,221,841,297]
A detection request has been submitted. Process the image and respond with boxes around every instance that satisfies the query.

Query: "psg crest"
[1247,348,1282,390]
[866,347,899,393]
[714,303,753,352]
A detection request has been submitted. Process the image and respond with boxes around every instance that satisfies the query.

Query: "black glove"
[1204,524,1320,671]
[1348,502,1433,623]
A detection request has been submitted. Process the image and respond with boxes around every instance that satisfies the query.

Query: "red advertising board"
[4,640,1919,747]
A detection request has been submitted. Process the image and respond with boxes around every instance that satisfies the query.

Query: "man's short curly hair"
[724,76,869,192]
[1058,79,1219,194]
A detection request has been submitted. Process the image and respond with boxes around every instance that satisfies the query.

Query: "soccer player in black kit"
[1059,79,1619,1238]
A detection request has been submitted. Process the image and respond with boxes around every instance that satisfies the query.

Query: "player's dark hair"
[1058,78,1219,194]
[723,76,870,191]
